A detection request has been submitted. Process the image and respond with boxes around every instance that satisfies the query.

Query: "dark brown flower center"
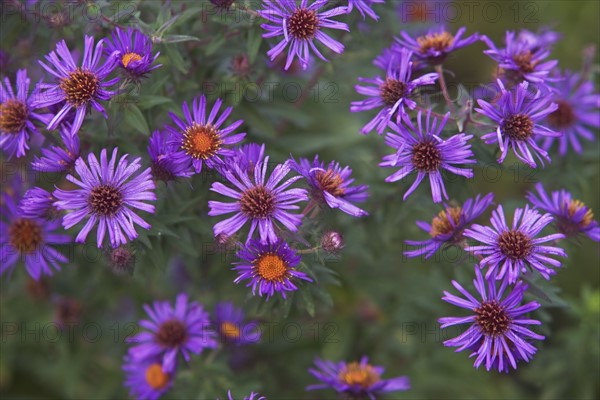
[240,185,275,219]
[380,78,409,107]
[9,218,43,253]
[502,114,534,141]
[548,100,575,129]
[0,99,28,133]
[474,300,511,337]
[156,319,188,347]
[412,141,442,172]
[430,207,462,237]
[89,184,123,216]
[59,68,99,107]
[315,169,345,197]
[498,230,532,260]
[254,253,288,282]
[210,0,235,9]
[182,122,222,160]
[338,362,381,388]
[287,8,319,40]
[512,51,538,74]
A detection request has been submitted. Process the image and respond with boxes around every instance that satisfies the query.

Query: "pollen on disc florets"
[474,300,511,337]
[338,362,381,389]
[59,68,100,107]
[0,99,28,133]
[502,114,534,141]
[121,52,143,68]
[9,218,43,253]
[240,185,275,219]
[430,207,462,238]
[512,50,538,74]
[145,364,170,390]
[412,141,442,172]
[315,169,345,197]
[254,253,288,282]
[287,8,319,40]
[498,230,533,260]
[89,185,123,216]
[380,78,409,107]
[182,122,223,160]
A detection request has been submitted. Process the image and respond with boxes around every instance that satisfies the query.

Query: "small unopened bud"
[55,298,81,328]
[107,246,136,276]
[321,231,344,253]
[231,53,251,77]
[215,233,236,252]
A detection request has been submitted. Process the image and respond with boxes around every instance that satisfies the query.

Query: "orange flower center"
[59,68,99,107]
[430,207,462,237]
[182,122,222,160]
[338,362,381,388]
[255,253,288,281]
[144,363,170,390]
[220,321,241,339]
[122,52,143,67]
[417,31,454,53]
[567,199,594,227]
[315,169,345,197]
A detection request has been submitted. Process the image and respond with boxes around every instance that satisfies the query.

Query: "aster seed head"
[89,185,123,216]
[548,100,575,128]
[380,78,409,107]
[9,218,42,253]
[240,185,275,219]
[502,114,534,141]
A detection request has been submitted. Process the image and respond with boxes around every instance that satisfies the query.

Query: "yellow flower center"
[182,122,222,160]
[255,253,288,281]
[144,363,170,390]
[122,52,143,67]
[338,362,381,388]
[220,321,241,339]
[429,207,462,237]
[567,199,594,227]
[417,31,455,54]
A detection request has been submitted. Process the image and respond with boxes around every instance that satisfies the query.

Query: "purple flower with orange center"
[233,238,312,299]
[258,0,349,71]
[527,183,599,241]
[307,356,410,399]
[347,0,384,20]
[127,293,218,373]
[394,26,479,65]
[31,124,80,173]
[34,35,119,137]
[105,27,161,79]
[439,266,544,373]
[1,69,51,159]
[123,355,173,400]
[464,204,567,284]
[405,193,494,259]
[213,302,261,345]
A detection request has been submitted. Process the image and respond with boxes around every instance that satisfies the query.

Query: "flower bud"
[321,231,344,253]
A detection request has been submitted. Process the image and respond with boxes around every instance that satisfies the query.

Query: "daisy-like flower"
[516,28,561,52]
[166,95,246,174]
[290,155,368,217]
[307,356,410,399]
[225,391,266,400]
[105,27,161,79]
[147,130,192,182]
[218,143,266,176]
[380,110,475,203]
[208,157,308,243]
[541,70,600,155]
[482,31,558,87]
[19,187,58,220]
[53,148,156,248]
[31,124,80,173]
[257,0,349,71]
[1,185,69,280]
[213,302,261,345]
[35,36,119,137]
[527,183,599,241]
[464,204,566,284]
[439,266,544,373]
[127,293,218,372]
[351,48,438,134]
[405,193,494,259]
[123,356,173,400]
[394,26,479,65]
[475,80,560,167]
[233,238,312,299]
[1,69,51,158]
[347,0,384,20]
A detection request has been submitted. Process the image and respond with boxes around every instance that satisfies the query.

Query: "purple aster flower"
[127,293,218,372]
[394,26,479,65]
[166,95,246,174]
[475,80,560,168]
[233,238,312,299]
[123,355,173,400]
[105,26,161,79]
[405,193,494,259]
[147,129,192,182]
[464,204,567,284]
[1,185,70,280]
[217,143,266,176]
[541,70,600,155]
[380,110,475,203]
[516,28,561,52]
[482,31,558,87]
[307,356,410,399]
[53,148,156,248]
[19,187,59,220]
[439,266,544,373]
[1,69,51,159]
[527,183,599,241]
[347,0,384,20]
[290,155,368,217]
[31,124,80,173]
[257,0,349,71]
[213,302,261,345]
[351,48,438,134]
[226,391,266,400]
[208,157,308,243]
[34,35,119,137]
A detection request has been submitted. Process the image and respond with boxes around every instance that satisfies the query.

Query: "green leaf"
[246,28,262,63]
[136,95,175,110]
[161,34,201,44]
[164,45,188,74]
[122,104,150,135]
[206,36,226,56]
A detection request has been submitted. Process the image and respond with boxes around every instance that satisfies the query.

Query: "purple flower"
[307,356,410,399]
[123,355,173,400]
[208,157,308,243]
[233,238,312,299]
[405,193,494,259]
[439,266,544,373]
[482,31,558,87]
[218,143,266,176]
[464,204,567,284]
[475,80,560,168]
[53,148,156,248]
[347,0,384,20]
[147,129,192,182]
[105,27,161,79]
[35,36,119,137]
[394,26,479,65]
[351,48,438,134]
[290,155,368,217]
[127,293,218,372]
[19,187,58,220]
[516,28,561,52]
[166,95,246,174]
[1,69,51,159]
[541,70,600,155]
[226,391,266,400]
[31,124,80,173]
[258,0,349,71]
[380,110,475,203]
[527,183,599,241]
[213,302,261,345]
